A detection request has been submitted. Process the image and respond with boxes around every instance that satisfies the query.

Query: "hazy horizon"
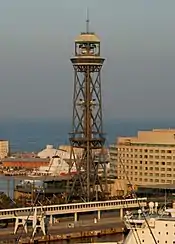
[0,0,175,120]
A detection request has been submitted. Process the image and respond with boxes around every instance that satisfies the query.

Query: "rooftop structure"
[2,157,49,169]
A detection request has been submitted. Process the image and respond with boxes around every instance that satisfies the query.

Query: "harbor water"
[0,175,16,198]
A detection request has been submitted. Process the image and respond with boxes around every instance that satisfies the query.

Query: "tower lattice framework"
[67,26,108,202]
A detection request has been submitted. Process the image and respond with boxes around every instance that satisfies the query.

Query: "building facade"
[0,140,9,159]
[113,129,175,186]
[109,144,118,178]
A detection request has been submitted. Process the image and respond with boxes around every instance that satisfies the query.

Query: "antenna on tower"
[86,8,90,33]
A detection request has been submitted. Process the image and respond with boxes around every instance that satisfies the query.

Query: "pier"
[0,215,125,243]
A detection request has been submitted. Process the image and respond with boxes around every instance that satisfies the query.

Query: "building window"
[167,150,172,153]
[162,162,165,165]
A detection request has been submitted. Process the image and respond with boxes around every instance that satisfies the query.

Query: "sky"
[0,0,175,120]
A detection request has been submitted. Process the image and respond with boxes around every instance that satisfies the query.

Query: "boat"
[80,200,175,244]
[123,201,175,244]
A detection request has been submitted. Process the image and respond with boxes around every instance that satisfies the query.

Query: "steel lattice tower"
[67,21,108,202]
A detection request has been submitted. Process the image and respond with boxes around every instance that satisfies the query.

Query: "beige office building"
[115,129,175,186]
[0,140,9,159]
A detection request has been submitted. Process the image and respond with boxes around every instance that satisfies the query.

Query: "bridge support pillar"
[49,215,53,225]
[98,210,101,220]
[120,208,124,219]
[14,217,27,234]
[32,208,46,237]
[74,212,78,222]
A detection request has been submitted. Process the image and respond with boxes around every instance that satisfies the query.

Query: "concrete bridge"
[0,198,147,236]
[0,197,147,221]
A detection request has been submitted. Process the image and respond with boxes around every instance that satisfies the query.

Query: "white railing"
[0,198,147,219]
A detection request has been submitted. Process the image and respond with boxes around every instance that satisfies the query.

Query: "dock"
[0,216,125,243]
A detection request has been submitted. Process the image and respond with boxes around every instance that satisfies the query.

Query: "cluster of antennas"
[76,43,99,56]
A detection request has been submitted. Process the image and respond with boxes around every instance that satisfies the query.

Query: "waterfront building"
[14,176,69,205]
[0,140,9,159]
[112,129,175,186]
[2,158,49,169]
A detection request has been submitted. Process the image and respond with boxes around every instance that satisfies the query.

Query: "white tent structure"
[33,145,77,176]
